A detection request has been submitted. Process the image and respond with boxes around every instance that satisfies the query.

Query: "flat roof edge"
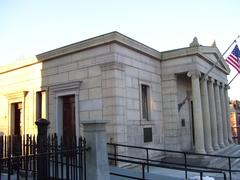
[36,31,162,61]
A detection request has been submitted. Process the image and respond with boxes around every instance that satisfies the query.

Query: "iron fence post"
[142,164,145,180]
[146,149,149,173]
[228,157,232,180]
[184,153,187,179]
[114,144,117,166]
[0,158,1,180]
[200,171,203,180]
[223,171,227,180]
[35,118,50,180]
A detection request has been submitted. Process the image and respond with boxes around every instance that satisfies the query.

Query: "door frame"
[5,91,28,136]
[11,102,23,136]
[189,100,195,148]
[49,81,81,140]
[55,91,80,139]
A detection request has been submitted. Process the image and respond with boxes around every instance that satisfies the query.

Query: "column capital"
[225,84,230,90]
[219,82,225,88]
[187,70,201,79]
[208,77,215,84]
[214,80,221,86]
[201,75,209,82]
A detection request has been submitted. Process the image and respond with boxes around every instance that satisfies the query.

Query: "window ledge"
[140,120,154,126]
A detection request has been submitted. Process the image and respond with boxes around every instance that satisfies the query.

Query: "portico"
[162,37,232,153]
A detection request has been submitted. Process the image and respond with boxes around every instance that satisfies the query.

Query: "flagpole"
[227,72,239,86]
[222,36,239,56]
[226,35,240,86]
[200,36,239,83]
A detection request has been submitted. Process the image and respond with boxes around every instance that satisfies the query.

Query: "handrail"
[108,152,229,172]
[108,142,240,158]
[108,156,227,180]
[108,142,240,180]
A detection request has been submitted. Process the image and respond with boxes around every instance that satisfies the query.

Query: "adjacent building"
[230,100,240,143]
[0,32,233,155]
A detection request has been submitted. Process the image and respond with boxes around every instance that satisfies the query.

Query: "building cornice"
[36,31,162,61]
[161,46,230,74]
[0,57,39,74]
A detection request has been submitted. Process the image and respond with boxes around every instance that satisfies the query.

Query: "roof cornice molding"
[161,46,201,60]
[36,31,162,61]
[0,57,38,74]
[161,46,230,74]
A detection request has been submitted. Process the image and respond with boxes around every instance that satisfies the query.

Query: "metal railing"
[107,143,240,180]
[0,134,88,180]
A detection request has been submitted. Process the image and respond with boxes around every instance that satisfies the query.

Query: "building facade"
[0,32,233,154]
[230,100,240,142]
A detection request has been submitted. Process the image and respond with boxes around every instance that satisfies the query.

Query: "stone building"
[0,32,233,154]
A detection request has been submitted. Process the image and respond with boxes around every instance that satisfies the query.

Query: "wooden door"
[62,95,76,147]
[12,102,22,156]
[13,102,22,136]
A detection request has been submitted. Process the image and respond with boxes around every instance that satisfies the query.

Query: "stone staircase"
[209,144,240,169]
[203,144,240,180]
[160,144,240,179]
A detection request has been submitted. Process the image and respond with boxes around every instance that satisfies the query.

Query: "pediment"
[199,46,230,75]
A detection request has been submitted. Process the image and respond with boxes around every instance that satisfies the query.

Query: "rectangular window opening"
[36,91,46,119]
[143,127,152,143]
[141,84,150,120]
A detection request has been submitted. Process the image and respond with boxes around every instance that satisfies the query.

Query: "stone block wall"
[0,62,42,135]
[42,45,115,133]
[112,44,163,158]
[42,43,164,156]
[177,76,192,151]
[161,74,180,151]
[0,41,164,159]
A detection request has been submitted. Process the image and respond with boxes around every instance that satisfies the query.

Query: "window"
[36,91,46,119]
[141,84,150,120]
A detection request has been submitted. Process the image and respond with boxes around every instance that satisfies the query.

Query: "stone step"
[209,144,240,169]
[213,144,237,156]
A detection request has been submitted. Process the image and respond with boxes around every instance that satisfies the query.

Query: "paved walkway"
[110,166,226,180]
[110,166,183,180]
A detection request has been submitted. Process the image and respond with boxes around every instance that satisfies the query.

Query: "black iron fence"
[107,143,240,180]
[0,134,88,180]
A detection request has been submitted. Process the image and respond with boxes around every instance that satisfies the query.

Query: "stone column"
[214,81,225,148]
[200,76,213,153]
[208,78,220,150]
[187,71,205,153]
[220,83,229,146]
[225,85,233,143]
[82,120,110,180]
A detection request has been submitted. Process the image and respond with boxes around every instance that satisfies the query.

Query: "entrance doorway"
[11,102,22,136]
[62,95,76,147]
[11,102,22,156]
[190,100,195,147]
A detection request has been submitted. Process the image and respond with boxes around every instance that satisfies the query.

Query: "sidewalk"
[110,166,225,180]
[110,166,183,180]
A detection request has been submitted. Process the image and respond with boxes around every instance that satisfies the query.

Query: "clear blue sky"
[1,0,240,99]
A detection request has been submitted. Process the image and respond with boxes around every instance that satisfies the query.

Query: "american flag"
[226,44,240,72]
